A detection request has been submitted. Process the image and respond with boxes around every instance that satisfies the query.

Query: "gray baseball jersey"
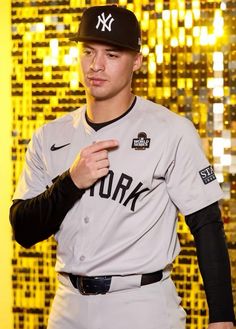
[14,96,223,276]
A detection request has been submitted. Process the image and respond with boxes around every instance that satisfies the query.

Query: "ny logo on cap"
[96,12,115,32]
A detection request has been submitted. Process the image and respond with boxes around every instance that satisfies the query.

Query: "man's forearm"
[9,170,85,248]
[186,203,235,324]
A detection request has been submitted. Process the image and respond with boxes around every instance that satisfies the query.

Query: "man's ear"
[133,52,143,72]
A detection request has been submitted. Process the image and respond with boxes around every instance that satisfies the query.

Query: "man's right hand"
[69,139,119,189]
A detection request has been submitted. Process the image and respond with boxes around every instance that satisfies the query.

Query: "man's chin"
[88,92,111,102]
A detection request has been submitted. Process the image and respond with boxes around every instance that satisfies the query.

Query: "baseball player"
[10,5,235,329]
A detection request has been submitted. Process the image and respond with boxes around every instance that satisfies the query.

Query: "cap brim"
[69,35,140,52]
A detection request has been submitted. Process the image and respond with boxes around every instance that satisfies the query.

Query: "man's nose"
[90,53,105,72]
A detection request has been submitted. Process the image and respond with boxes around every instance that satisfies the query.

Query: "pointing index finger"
[91,139,119,153]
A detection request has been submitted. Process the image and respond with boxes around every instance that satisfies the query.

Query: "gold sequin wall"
[11,0,236,328]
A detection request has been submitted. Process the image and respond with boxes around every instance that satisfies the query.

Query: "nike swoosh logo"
[50,143,71,151]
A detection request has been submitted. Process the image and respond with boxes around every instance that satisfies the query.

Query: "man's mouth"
[88,77,107,86]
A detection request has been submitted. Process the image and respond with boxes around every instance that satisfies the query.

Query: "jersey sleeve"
[13,128,46,200]
[10,126,85,248]
[165,119,223,215]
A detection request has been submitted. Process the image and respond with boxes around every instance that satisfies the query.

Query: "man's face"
[78,42,142,101]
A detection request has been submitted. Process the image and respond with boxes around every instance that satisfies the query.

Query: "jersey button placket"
[80,255,86,262]
[79,216,90,263]
[84,216,90,224]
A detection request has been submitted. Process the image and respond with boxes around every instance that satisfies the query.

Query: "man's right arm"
[10,139,119,248]
[9,170,85,248]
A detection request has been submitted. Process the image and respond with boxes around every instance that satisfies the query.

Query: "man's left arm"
[185,202,235,329]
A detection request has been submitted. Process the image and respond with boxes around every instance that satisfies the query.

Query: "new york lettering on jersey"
[89,170,150,211]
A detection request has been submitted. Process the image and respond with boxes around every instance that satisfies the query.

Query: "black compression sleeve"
[9,170,85,248]
[185,203,235,324]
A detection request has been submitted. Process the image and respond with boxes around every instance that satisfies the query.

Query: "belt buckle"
[79,277,102,295]
[78,276,111,295]
[78,277,96,295]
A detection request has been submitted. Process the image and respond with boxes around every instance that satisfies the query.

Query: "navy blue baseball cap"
[70,5,141,52]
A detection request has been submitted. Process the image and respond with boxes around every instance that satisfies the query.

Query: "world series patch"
[132,132,150,150]
[199,166,216,184]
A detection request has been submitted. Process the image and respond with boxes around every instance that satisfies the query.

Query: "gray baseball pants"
[47,272,186,329]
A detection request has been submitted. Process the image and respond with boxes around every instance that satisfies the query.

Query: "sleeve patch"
[199,166,216,184]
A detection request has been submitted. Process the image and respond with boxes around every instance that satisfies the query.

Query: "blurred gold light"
[220,2,227,10]
[43,56,51,66]
[23,33,32,43]
[155,2,163,12]
[213,137,224,156]
[148,54,156,74]
[36,23,45,32]
[142,44,149,57]
[208,34,216,45]
[221,154,232,166]
[213,87,224,97]
[156,20,163,43]
[162,10,170,20]
[126,3,133,11]
[179,27,185,46]
[155,45,163,64]
[164,27,171,39]
[50,97,58,106]
[213,51,224,62]
[149,37,156,49]
[170,37,178,48]
[50,39,59,57]
[186,79,193,89]
[141,11,149,31]
[185,11,193,28]
[178,79,185,89]
[223,133,231,148]
[179,9,185,21]
[44,15,51,24]
[171,10,178,28]
[213,103,224,114]
[216,173,224,183]
[192,0,200,20]
[186,36,193,47]
[163,87,171,98]
[193,26,200,37]
[70,72,79,89]
[119,0,127,5]
[71,46,78,57]
[214,10,224,37]
[200,26,208,45]
[43,71,51,81]
[213,52,224,71]
[51,58,58,66]
[208,78,224,88]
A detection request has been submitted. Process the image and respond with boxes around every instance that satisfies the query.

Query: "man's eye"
[107,53,119,58]
[83,49,92,55]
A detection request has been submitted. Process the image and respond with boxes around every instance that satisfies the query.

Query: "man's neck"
[86,93,135,124]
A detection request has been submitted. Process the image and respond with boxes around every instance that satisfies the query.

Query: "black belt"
[68,270,163,295]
